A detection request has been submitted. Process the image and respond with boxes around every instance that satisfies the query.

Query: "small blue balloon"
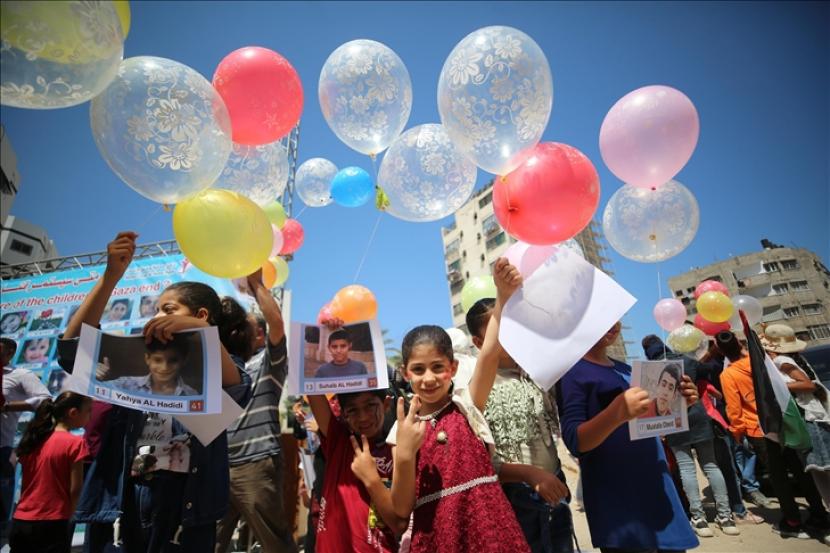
[330,166,374,208]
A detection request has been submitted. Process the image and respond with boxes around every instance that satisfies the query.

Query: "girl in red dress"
[389,258,530,553]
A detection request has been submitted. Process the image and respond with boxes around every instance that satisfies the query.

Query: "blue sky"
[2,1,828,357]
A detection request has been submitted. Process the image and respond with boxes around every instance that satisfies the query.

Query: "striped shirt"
[226,338,288,465]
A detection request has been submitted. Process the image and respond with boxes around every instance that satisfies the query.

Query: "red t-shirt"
[15,430,89,520]
[316,417,397,553]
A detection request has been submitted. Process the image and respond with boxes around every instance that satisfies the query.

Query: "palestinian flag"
[742,311,811,450]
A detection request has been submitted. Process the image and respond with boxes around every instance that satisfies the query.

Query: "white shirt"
[2,366,51,447]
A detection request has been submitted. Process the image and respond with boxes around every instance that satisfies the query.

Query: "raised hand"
[617,387,650,421]
[395,396,426,459]
[143,315,208,344]
[492,257,522,302]
[246,267,264,291]
[105,232,138,281]
[350,434,380,486]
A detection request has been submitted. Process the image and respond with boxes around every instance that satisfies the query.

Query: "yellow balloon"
[269,256,290,287]
[114,1,131,38]
[1,1,125,65]
[173,190,273,279]
[696,291,733,323]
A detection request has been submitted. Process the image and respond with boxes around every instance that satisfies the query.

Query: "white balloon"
[729,295,764,329]
[378,124,477,222]
[318,40,412,155]
[1,1,124,109]
[296,158,337,208]
[438,26,553,176]
[602,180,699,263]
[216,141,289,206]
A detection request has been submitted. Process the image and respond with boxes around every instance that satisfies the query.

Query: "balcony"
[448,270,463,284]
[445,248,460,263]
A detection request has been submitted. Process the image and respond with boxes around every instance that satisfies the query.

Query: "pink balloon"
[279,219,304,255]
[270,225,284,258]
[317,303,334,325]
[694,280,729,299]
[504,241,558,277]
[694,314,730,336]
[213,46,303,145]
[653,298,687,332]
[599,85,699,189]
[493,143,600,245]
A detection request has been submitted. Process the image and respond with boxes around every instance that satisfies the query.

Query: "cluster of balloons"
[1,1,129,109]
[655,279,765,352]
[600,86,702,263]
[318,285,379,324]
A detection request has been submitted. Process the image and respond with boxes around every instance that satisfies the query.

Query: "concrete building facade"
[441,181,628,361]
[668,240,830,347]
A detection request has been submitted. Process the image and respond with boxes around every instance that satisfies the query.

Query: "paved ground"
[560,442,830,552]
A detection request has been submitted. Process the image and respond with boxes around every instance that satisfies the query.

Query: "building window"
[674,290,684,297]
[482,213,500,237]
[763,262,780,273]
[450,280,465,295]
[804,303,824,315]
[473,213,478,222]
[448,259,461,272]
[772,283,789,295]
[486,232,506,250]
[781,259,800,271]
[465,271,470,279]
[783,306,800,318]
[796,331,812,342]
[476,232,482,243]
[446,238,460,252]
[478,192,493,208]
[9,239,33,256]
[686,287,695,294]
[452,303,464,316]
[791,280,809,291]
[809,324,830,340]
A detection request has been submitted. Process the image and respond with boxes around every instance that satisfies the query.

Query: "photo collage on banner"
[0,254,249,434]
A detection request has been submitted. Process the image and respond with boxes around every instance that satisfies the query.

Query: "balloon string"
[136,204,164,234]
[293,205,308,222]
[657,263,667,360]
[353,212,383,283]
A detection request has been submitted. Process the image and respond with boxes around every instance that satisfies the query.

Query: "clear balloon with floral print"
[602,180,700,263]
[378,123,477,222]
[318,39,412,156]
[215,140,289,206]
[437,26,553,176]
[296,158,337,207]
[90,56,233,204]
[1,1,125,109]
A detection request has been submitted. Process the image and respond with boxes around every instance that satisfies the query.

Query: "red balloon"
[493,142,600,245]
[213,46,303,145]
[694,280,729,299]
[279,219,304,255]
[694,314,730,336]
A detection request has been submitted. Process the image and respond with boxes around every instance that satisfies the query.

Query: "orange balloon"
[330,285,378,323]
[261,259,277,289]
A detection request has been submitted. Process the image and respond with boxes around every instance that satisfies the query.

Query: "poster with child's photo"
[15,337,55,368]
[628,360,689,441]
[101,298,133,327]
[65,324,222,414]
[287,319,388,395]
[0,310,29,338]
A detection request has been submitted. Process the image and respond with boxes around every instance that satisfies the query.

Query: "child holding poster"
[58,231,254,553]
[556,323,700,553]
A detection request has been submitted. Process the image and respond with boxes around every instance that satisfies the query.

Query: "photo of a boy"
[106,337,198,396]
[640,363,681,418]
[0,311,27,336]
[314,329,368,378]
[103,298,132,323]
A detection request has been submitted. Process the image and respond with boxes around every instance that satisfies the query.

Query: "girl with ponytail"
[10,391,92,553]
[58,231,255,552]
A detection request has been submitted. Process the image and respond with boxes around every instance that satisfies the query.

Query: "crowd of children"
[2,230,830,553]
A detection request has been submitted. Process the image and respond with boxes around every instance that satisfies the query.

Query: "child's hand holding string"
[395,396,426,460]
[104,232,138,282]
[493,257,522,303]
